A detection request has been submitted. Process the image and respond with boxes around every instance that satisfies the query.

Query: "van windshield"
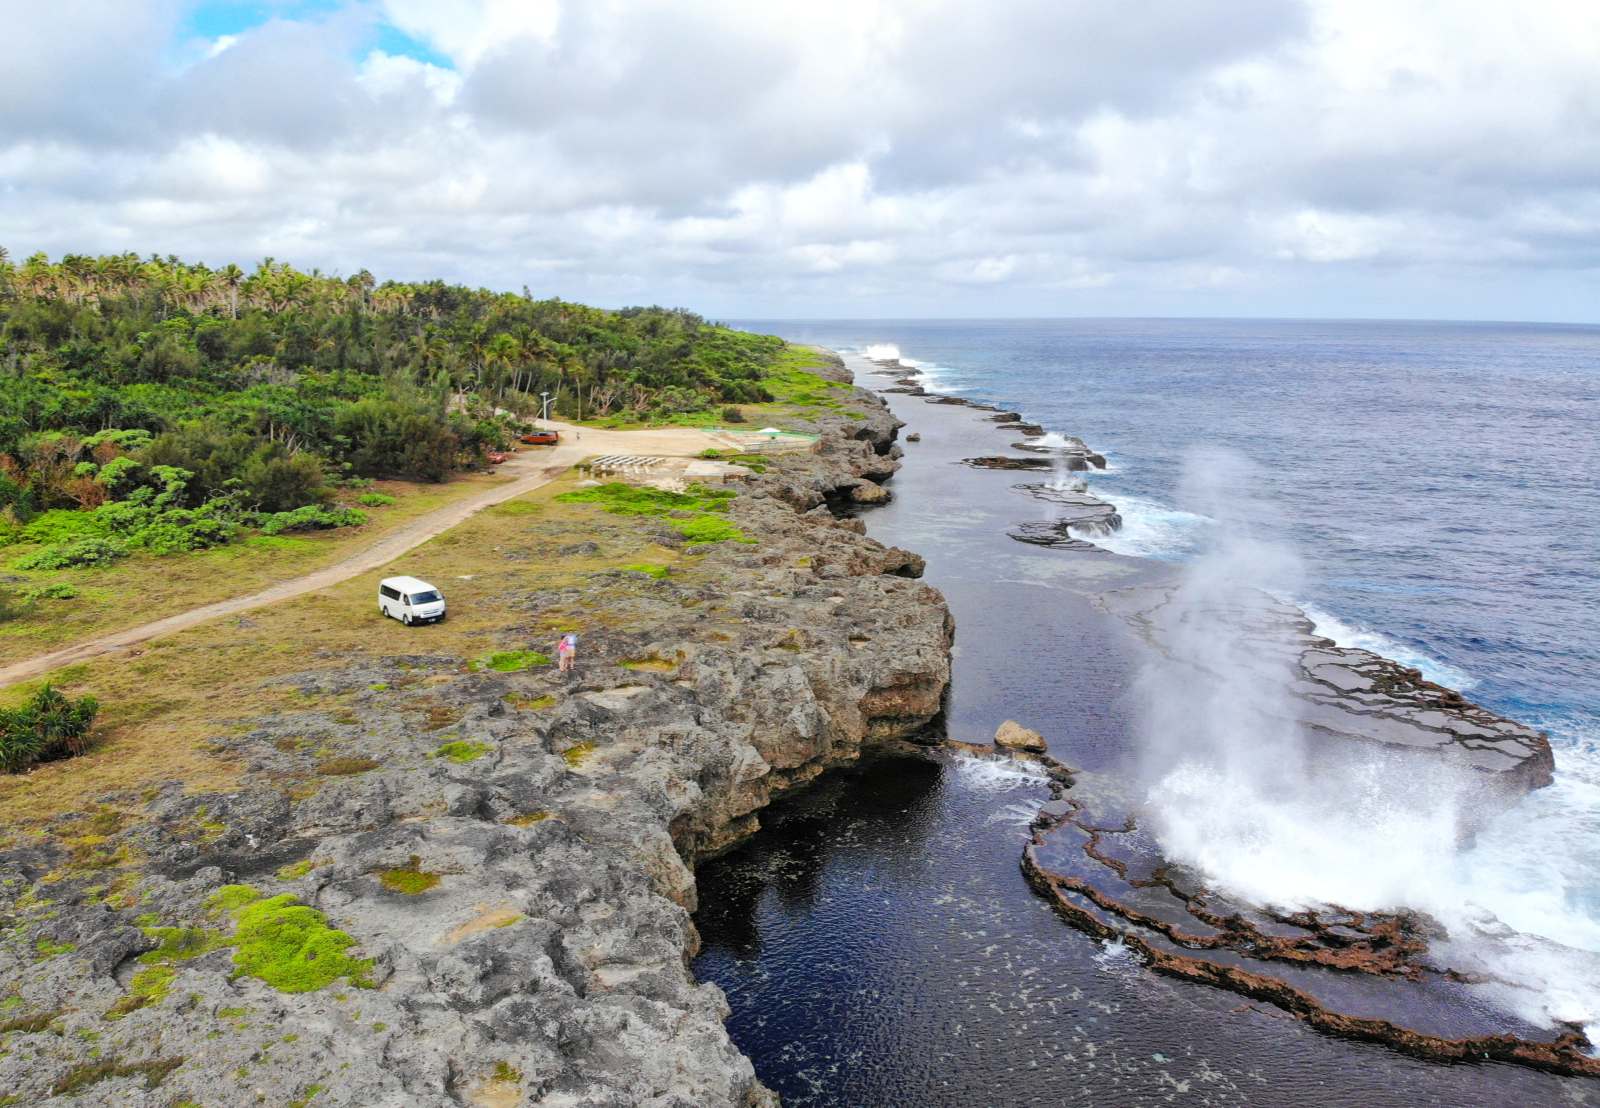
[409,590,442,604]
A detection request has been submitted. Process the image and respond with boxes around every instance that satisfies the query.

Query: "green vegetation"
[377,857,440,896]
[0,684,99,773]
[206,884,375,992]
[619,562,669,578]
[435,740,488,763]
[356,491,395,507]
[555,482,733,516]
[506,811,551,826]
[277,859,316,880]
[469,649,551,673]
[555,482,752,545]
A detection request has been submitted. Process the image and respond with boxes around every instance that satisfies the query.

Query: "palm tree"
[213,263,242,318]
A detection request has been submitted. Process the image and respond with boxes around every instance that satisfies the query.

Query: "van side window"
[401,594,412,605]
[380,585,400,600]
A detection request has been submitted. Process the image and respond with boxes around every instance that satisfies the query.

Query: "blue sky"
[4,0,1598,321]
[182,1,453,67]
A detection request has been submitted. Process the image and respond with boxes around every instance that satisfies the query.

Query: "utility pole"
[540,391,551,425]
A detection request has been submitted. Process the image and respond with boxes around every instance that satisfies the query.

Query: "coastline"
[846,348,1594,1080]
[0,359,950,1107]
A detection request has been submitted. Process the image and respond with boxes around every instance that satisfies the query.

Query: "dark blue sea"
[699,318,1600,1105]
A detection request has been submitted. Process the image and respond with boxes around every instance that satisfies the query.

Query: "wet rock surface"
[0,363,951,1108]
[960,455,1053,471]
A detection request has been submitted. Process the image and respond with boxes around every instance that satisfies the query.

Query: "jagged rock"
[995,720,1047,752]
[848,481,890,504]
[988,412,1023,422]
[1007,521,1107,550]
[995,421,1046,436]
[905,432,921,442]
[962,455,1053,471]
[1010,486,1122,535]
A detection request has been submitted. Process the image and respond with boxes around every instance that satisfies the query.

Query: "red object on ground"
[519,430,560,445]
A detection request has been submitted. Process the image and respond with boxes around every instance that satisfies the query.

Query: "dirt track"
[0,423,723,689]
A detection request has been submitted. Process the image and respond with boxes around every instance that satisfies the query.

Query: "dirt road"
[0,423,723,689]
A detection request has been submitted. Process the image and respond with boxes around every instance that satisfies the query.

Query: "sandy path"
[0,422,720,689]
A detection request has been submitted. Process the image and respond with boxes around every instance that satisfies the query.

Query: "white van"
[378,576,447,625]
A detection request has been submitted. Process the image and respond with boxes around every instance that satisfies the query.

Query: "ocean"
[693,318,1600,1104]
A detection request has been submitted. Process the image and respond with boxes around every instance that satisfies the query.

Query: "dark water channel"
[691,360,1590,1107]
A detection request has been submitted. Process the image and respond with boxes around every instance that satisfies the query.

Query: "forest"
[0,250,795,568]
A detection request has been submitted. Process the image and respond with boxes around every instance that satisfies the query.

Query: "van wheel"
[402,613,412,626]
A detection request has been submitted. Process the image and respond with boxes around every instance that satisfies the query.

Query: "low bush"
[15,536,128,569]
[721,406,746,423]
[0,684,100,773]
[356,492,395,507]
[258,505,367,535]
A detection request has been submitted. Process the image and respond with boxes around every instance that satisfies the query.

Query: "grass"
[506,810,550,826]
[51,1057,184,1097]
[316,756,379,776]
[0,471,701,833]
[469,650,551,673]
[556,482,752,545]
[0,471,513,666]
[619,563,670,579]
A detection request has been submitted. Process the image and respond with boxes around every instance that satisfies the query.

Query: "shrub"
[721,406,746,423]
[0,684,100,773]
[19,508,107,545]
[24,583,78,602]
[15,536,128,569]
[258,505,367,535]
[356,492,395,507]
[239,450,327,513]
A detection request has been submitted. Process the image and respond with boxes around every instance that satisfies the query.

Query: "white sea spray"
[1137,447,1600,1042]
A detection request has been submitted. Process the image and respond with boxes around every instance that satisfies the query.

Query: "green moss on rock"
[203,885,375,993]
[435,740,489,763]
[469,650,551,673]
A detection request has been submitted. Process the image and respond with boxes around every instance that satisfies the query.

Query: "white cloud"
[1,0,1597,319]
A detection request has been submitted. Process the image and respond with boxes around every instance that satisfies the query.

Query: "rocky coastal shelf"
[0,356,952,1107]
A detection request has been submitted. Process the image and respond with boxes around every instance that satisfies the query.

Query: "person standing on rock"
[554,631,578,673]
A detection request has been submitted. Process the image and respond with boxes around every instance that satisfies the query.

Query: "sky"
[3,0,1598,321]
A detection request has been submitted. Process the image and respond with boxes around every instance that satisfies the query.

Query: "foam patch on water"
[1093,495,1211,560]
[947,753,1049,793]
[1301,604,1476,690]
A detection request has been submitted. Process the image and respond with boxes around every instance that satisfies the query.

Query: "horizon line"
[721,313,1600,328]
